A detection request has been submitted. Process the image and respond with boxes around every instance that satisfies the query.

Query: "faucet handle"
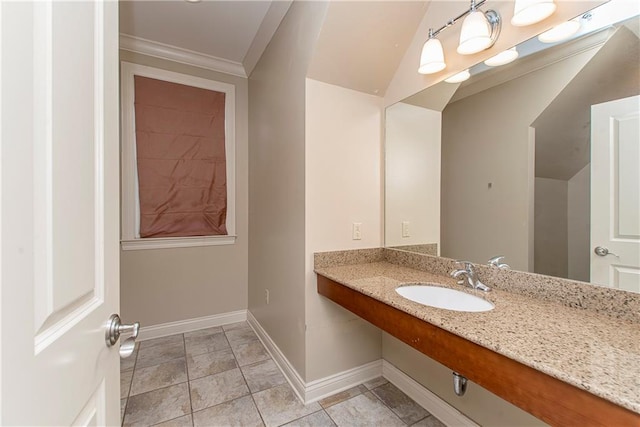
[488,256,504,266]
[455,260,474,271]
[488,256,510,269]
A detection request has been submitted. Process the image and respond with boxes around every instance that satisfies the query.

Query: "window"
[121,62,236,250]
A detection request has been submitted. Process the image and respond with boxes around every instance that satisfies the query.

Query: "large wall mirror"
[385,0,640,292]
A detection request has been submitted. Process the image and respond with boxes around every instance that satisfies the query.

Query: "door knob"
[106,314,140,358]
[594,246,619,257]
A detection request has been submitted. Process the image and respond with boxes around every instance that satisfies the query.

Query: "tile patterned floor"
[120,321,446,427]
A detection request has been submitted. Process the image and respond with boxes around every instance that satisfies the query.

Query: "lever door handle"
[594,246,618,257]
[105,314,140,358]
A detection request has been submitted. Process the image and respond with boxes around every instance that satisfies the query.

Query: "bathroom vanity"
[314,248,640,426]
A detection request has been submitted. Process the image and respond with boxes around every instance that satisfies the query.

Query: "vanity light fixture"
[419,30,446,74]
[418,0,501,74]
[538,18,581,43]
[484,46,519,66]
[445,69,471,83]
[511,0,556,27]
[457,5,501,55]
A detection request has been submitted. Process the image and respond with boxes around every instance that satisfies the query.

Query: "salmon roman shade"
[134,75,227,238]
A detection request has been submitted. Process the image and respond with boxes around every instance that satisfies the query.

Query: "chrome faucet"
[488,255,510,269]
[450,261,491,292]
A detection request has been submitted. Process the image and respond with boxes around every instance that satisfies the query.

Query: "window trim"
[120,62,236,250]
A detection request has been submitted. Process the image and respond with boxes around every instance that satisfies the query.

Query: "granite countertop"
[314,260,640,414]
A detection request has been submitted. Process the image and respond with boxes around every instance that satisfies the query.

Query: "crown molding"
[119,34,247,78]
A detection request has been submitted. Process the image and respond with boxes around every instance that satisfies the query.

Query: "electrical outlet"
[402,221,410,238]
[265,289,270,305]
[352,222,362,240]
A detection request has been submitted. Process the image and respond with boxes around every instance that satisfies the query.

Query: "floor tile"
[362,377,388,390]
[231,339,270,367]
[184,326,223,339]
[151,414,193,427]
[121,398,127,424]
[120,348,138,372]
[187,348,237,380]
[371,382,429,425]
[120,324,435,427]
[121,369,134,399]
[325,392,405,427]
[411,415,447,427]
[185,331,230,358]
[240,359,286,393]
[318,385,367,409]
[123,383,191,427]
[139,334,184,350]
[225,327,259,345]
[252,383,321,427]
[130,358,188,396]
[222,321,251,332]
[192,395,264,427]
[189,368,250,412]
[281,410,336,427]
[137,341,186,369]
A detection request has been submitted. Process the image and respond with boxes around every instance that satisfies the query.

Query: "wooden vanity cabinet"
[317,275,640,427]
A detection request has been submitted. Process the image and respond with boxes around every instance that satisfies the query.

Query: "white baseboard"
[247,311,383,405]
[138,309,247,341]
[382,360,478,427]
[246,311,475,426]
[305,359,382,403]
[247,311,307,402]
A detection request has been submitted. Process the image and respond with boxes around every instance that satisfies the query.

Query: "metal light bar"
[430,0,488,37]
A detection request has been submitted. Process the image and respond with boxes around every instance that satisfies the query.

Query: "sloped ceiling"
[533,24,640,180]
[307,1,429,96]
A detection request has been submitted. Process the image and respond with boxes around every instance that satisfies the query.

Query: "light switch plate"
[402,221,410,238]
[352,223,362,240]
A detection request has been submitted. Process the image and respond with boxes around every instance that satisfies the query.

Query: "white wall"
[568,164,591,282]
[385,102,440,249]
[248,1,329,379]
[119,51,249,327]
[304,78,383,381]
[534,177,568,278]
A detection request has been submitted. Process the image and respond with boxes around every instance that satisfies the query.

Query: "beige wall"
[568,165,591,282]
[440,49,595,271]
[382,334,548,426]
[119,51,249,327]
[248,1,329,378]
[385,102,440,249]
[304,78,383,381]
[534,177,568,277]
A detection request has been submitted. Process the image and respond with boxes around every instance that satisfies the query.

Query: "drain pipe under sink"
[453,372,468,396]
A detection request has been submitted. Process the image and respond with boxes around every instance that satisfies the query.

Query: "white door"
[1,1,124,425]
[591,95,640,291]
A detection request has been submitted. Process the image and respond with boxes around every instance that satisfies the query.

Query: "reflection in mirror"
[385,1,640,292]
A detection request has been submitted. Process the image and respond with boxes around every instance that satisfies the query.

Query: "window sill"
[121,235,237,251]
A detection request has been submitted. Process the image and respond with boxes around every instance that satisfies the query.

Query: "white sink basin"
[396,284,494,312]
